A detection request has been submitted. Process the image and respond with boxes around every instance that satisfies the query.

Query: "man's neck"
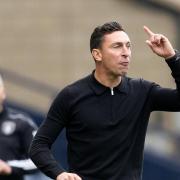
[94,70,121,88]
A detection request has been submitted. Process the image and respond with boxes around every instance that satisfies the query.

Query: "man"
[0,75,37,180]
[29,22,180,180]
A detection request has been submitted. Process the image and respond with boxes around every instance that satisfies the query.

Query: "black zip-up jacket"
[30,51,180,180]
[0,106,37,180]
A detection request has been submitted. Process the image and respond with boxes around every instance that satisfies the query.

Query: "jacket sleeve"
[7,114,38,175]
[29,87,70,179]
[150,50,180,111]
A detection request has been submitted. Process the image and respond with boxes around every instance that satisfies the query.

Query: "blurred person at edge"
[0,75,38,180]
[29,21,180,180]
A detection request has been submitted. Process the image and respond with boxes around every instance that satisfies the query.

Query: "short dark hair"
[90,21,124,52]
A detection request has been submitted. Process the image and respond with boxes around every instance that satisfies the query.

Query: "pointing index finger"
[143,25,154,37]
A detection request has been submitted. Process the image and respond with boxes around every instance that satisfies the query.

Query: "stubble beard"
[121,71,127,76]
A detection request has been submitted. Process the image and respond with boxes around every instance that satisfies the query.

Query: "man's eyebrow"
[111,41,131,45]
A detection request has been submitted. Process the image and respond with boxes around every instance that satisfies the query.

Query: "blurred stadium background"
[0,0,180,179]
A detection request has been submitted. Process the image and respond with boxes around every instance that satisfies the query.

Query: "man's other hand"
[56,172,82,180]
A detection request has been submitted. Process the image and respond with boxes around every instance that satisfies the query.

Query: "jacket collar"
[88,71,129,95]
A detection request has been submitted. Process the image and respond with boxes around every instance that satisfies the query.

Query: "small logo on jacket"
[1,121,16,135]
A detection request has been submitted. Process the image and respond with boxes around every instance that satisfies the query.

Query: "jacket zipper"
[110,87,114,95]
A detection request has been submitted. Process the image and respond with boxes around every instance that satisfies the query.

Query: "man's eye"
[127,44,131,48]
[113,45,120,48]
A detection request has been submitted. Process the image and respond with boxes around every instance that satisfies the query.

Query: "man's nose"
[122,46,131,57]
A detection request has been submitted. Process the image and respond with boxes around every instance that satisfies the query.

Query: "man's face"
[98,31,131,77]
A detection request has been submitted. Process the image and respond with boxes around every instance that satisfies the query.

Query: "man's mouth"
[120,62,129,67]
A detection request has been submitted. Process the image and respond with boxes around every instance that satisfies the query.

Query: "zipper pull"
[110,87,114,95]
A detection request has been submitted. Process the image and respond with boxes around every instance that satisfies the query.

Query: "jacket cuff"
[165,50,180,74]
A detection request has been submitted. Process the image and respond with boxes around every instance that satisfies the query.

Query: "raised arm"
[143,26,180,111]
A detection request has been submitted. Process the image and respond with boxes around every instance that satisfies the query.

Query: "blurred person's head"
[90,21,131,77]
[0,75,6,112]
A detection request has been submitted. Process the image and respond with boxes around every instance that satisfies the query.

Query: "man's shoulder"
[62,74,91,94]
[127,76,155,89]
[68,74,91,88]
[55,74,92,102]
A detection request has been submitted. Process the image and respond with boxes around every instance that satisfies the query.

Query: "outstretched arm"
[143,26,175,59]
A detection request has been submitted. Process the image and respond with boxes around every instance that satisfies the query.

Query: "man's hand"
[0,160,12,175]
[56,172,82,180]
[144,26,175,59]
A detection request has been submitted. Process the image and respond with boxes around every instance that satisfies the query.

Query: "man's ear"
[91,49,102,62]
